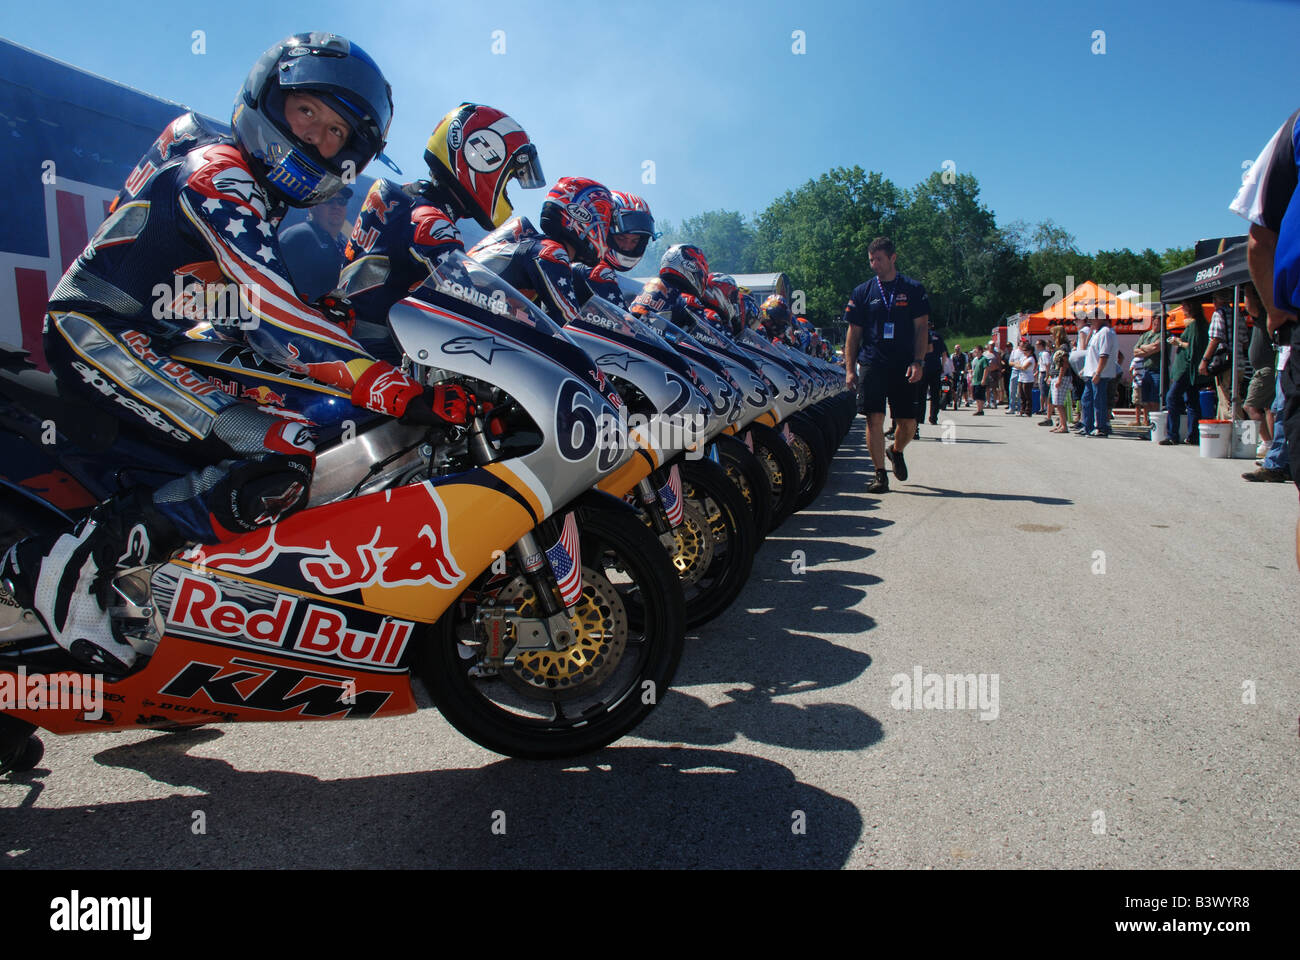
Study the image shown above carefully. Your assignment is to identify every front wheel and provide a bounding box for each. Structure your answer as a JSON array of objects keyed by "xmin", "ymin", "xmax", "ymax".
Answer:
[
  {"xmin": 747, "ymin": 423, "xmax": 799, "ymax": 533},
  {"xmin": 673, "ymin": 459, "xmax": 756, "ymax": 628},
  {"xmin": 711, "ymin": 434, "xmax": 771, "ymax": 544},
  {"xmin": 788, "ymin": 414, "xmax": 831, "ymax": 512},
  {"xmin": 420, "ymin": 497, "xmax": 685, "ymax": 760}
]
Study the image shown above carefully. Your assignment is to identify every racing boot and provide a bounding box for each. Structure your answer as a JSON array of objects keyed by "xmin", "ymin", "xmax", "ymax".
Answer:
[{"xmin": 0, "ymin": 491, "xmax": 181, "ymax": 675}]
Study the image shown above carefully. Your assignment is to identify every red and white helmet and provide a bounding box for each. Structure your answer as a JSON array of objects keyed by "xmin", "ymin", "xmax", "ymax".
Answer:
[
  {"xmin": 424, "ymin": 102, "xmax": 545, "ymax": 230},
  {"xmin": 659, "ymin": 244, "xmax": 710, "ymax": 299},
  {"xmin": 704, "ymin": 273, "xmax": 739, "ymax": 327},
  {"xmin": 539, "ymin": 176, "xmax": 614, "ymax": 267},
  {"xmin": 604, "ymin": 191, "xmax": 658, "ymax": 271}
]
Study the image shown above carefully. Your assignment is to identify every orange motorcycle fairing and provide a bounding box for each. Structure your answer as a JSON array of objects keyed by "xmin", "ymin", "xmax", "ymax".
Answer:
[
  {"xmin": 3, "ymin": 635, "xmax": 418, "ymax": 735},
  {"xmin": 1, "ymin": 468, "xmax": 545, "ymax": 737}
]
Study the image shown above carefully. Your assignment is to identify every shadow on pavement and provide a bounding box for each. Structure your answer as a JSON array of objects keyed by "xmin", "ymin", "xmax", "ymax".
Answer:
[
  {"xmin": 894, "ymin": 485, "xmax": 1073, "ymax": 506},
  {"xmin": 632, "ymin": 422, "xmax": 886, "ymax": 755},
  {"xmin": 0, "ymin": 732, "xmax": 862, "ymax": 869}
]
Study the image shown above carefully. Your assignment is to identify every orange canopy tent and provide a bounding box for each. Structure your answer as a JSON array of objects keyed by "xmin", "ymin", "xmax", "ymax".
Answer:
[
  {"xmin": 1163, "ymin": 301, "xmax": 1252, "ymax": 332},
  {"xmin": 1023, "ymin": 280, "xmax": 1154, "ymax": 334}
]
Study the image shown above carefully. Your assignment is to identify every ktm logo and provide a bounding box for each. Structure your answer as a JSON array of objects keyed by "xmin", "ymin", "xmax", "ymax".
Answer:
[{"xmin": 160, "ymin": 657, "xmax": 390, "ymax": 718}]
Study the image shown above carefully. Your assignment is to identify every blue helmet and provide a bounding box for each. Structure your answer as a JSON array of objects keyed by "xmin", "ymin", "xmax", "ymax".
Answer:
[{"xmin": 233, "ymin": 32, "xmax": 393, "ymax": 207}]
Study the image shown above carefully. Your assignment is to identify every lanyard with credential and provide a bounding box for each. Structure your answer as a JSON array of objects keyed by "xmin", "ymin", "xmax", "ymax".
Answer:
[{"xmin": 875, "ymin": 276, "xmax": 896, "ymax": 340}]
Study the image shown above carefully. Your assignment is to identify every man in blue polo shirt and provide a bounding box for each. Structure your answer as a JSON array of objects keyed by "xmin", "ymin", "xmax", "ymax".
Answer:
[{"xmin": 844, "ymin": 237, "xmax": 931, "ymax": 493}]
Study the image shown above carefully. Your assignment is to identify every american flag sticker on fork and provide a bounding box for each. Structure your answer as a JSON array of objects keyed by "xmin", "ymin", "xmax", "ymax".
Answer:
[
  {"xmin": 544, "ymin": 511, "xmax": 583, "ymax": 608},
  {"xmin": 656, "ymin": 464, "xmax": 685, "ymax": 528}
]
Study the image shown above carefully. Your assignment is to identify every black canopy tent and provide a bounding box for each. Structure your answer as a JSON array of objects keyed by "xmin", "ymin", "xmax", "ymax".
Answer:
[{"xmin": 1157, "ymin": 236, "xmax": 1250, "ymax": 417}]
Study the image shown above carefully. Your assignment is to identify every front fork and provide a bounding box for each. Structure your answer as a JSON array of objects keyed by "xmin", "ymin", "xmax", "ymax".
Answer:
[
  {"xmin": 465, "ymin": 413, "xmax": 580, "ymax": 671},
  {"xmin": 634, "ymin": 463, "xmax": 687, "ymax": 558}
]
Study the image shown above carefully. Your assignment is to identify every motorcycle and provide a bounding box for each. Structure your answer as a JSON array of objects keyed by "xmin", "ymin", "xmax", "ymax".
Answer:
[
  {"xmin": 638, "ymin": 311, "xmax": 802, "ymax": 533},
  {"xmin": 0, "ymin": 251, "xmax": 686, "ymax": 766},
  {"xmin": 566, "ymin": 296, "xmax": 757, "ymax": 626}
]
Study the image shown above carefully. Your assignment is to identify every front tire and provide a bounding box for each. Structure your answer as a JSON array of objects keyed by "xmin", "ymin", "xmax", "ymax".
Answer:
[
  {"xmin": 420, "ymin": 498, "xmax": 685, "ymax": 760},
  {"xmin": 711, "ymin": 434, "xmax": 771, "ymax": 544},
  {"xmin": 674, "ymin": 459, "xmax": 756, "ymax": 628},
  {"xmin": 747, "ymin": 423, "xmax": 799, "ymax": 533}
]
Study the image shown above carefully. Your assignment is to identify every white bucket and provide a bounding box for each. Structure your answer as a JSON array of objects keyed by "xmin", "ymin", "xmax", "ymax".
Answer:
[
  {"xmin": 1230, "ymin": 419, "xmax": 1257, "ymax": 459},
  {"xmin": 1150, "ymin": 417, "xmax": 1167, "ymax": 444},
  {"xmin": 1198, "ymin": 419, "xmax": 1230, "ymax": 459}
]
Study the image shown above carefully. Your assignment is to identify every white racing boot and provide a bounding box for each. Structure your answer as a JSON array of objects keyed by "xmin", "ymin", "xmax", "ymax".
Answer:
[{"xmin": 1, "ymin": 509, "xmax": 149, "ymax": 671}]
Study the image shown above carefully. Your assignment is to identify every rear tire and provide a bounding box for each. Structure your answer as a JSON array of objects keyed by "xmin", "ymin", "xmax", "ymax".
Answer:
[{"xmin": 421, "ymin": 498, "xmax": 684, "ymax": 760}]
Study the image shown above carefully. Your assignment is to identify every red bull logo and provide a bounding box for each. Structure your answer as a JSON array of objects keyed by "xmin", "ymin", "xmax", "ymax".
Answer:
[
  {"xmin": 242, "ymin": 384, "xmax": 288, "ymax": 406},
  {"xmin": 155, "ymin": 116, "xmax": 200, "ymax": 160},
  {"xmin": 166, "ymin": 575, "xmax": 412, "ymax": 669},
  {"xmin": 155, "ymin": 260, "xmax": 254, "ymax": 325},
  {"xmin": 360, "ymin": 188, "xmax": 399, "ymax": 224},
  {"xmin": 185, "ymin": 482, "xmax": 466, "ymax": 596}
]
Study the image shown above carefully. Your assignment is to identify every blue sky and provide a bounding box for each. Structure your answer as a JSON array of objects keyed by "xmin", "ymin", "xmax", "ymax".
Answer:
[{"xmin": 4, "ymin": 0, "xmax": 1297, "ymax": 254}]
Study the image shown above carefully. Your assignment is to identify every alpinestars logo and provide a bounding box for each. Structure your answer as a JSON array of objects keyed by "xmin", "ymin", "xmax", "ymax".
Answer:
[
  {"xmin": 70, "ymin": 361, "xmax": 192, "ymax": 442},
  {"xmin": 442, "ymin": 335, "xmax": 515, "ymax": 363}
]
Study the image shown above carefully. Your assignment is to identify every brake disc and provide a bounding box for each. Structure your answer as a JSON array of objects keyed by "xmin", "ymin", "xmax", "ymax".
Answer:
[
  {"xmin": 757, "ymin": 445, "xmax": 786, "ymax": 498},
  {"xmin": 497, "ymin": 571, "xmax": 628, "ymax": 701},
  {"xmin": 667, "ymin": 497, "xmax": 714, "ymax": 586},
  {"xmin": 787, "ymin": 433, "xmax": 812, "ymax": 482},
  {"xmin": 723, "ymin": 461, "xmax": 754, "ymax": 511}
]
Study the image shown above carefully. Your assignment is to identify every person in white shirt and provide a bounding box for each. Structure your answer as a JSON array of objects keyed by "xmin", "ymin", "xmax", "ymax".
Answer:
[
  {"xmin": 1035, "ymin": 339, "xmax": 1052, "ymax": 423},
  {"xmin": 1079, "ymin": 315, "xmax": 1117, "ymax": 436},
  {"xmin": 1006, "ymin": 342, "xmax": 1026, "ymax": 414},
  {"xmin": 1074, "ymin": 307, "xmax": 1093, "ymax": 352},
  {"xmin": 1015, "ymin": 339, "xmax": 1037, "ymax": 417}
]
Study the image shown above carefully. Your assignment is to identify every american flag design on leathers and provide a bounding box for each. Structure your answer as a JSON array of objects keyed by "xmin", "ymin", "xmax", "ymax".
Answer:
[
  {"xmin": 656, "ymin": 464, "xmax": 685, "ymax": 527},
  {"xmin": 544, "ymin": 511, "xmax": 584, "ymax": 607}
]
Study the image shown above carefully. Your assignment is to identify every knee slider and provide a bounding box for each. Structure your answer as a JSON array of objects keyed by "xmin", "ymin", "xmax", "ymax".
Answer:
[{"xmin": 213, "ymin": 455, "xmax": 314, "ymax": 534}]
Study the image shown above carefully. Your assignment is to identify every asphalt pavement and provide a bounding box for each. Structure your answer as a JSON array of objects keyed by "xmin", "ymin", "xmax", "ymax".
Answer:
[{"xmin": 3, "ymin": 403, "xmax": 1297, "ymax": 869}]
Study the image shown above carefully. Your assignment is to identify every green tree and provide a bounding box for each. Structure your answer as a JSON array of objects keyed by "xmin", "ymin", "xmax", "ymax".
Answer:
[
  {"xmin": 750, "ymin": 166, "xmax": 903, "ymax": 324},
  {"xmin": 641, "ymin": 210, "xmax": 757, "ymax": 277},
  {"xmin": 897, "ymin": 171, "xmax": 1018, "ymax": 330},
  {"xmin": 1157, "ymin": 245, "xmax": 1195, "ymax": 275}
]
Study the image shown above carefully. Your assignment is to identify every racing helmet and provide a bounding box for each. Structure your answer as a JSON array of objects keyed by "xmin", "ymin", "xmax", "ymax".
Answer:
[
  {"xmin": 659, "ymin": 244, "xmax": 710, "ymax": 299},
  {"xmin": 762, "ymin": 294, "xmax": 790, "ymax": 329},
  {"xmin": 539, "ymin": 176, "xmax": 614, "ymax": 267},
  {"xmin": 705, "ymin": 273, "xmax": 739, "ymax": 328},
  {"xmin": 741, "ymin": 293, "xmax": 762, "ymax": 331},
  {"xmin": 425, "ymin": 102, "xmax": 544, "ymax": 231},
  {"xmin": 233, "ymin": 32, "xmax": 393, "ymax": 207},
  {"xmin": 605, "ymin": 191, "xmax": 659, "ymax": 271}
]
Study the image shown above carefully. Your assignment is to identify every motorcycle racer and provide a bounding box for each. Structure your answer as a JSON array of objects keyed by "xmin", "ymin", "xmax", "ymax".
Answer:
[
  {"xmin": 629, "ymin": 243, "xmax": 710, "ymax": 323},
  {"xmin": 760, "ymin": 294, "xmax": 792, "ymax": 345},
  {"xmin": 572, "ymin": 191, "xmax": 658, "ymax": 308},
  {"xmin": 467, "ymin": 176, "xmax": 615, "ymax": 325},
  {"xmin": 0, "ymin": 33, "xmax": 465, "ymax": 675},
  {"xmin": 340, "ymin": 101, "xmax": 545, "ymax": 328}
]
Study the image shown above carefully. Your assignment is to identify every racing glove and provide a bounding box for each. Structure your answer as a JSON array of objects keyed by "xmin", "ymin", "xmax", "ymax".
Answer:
[
  {"xmin": 399, "ymin": 384, "xmax": 477, "ymax": 426},
  {"xmin": 312, "ymin": 292, "xmax": 358, "ymax": 337}
]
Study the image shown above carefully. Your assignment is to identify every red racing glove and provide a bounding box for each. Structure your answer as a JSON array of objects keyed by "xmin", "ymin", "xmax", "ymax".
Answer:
[
  {"xmin": 400, "ymin": 384, "xmax": 476, "ymax": 426},
  {"xmin": 312, "ymin": 292, "xmax": 358, "ymax": 337},
  {"xmin": 350, "ymin": 362, "xmax": 424, "ymax": 418}
]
